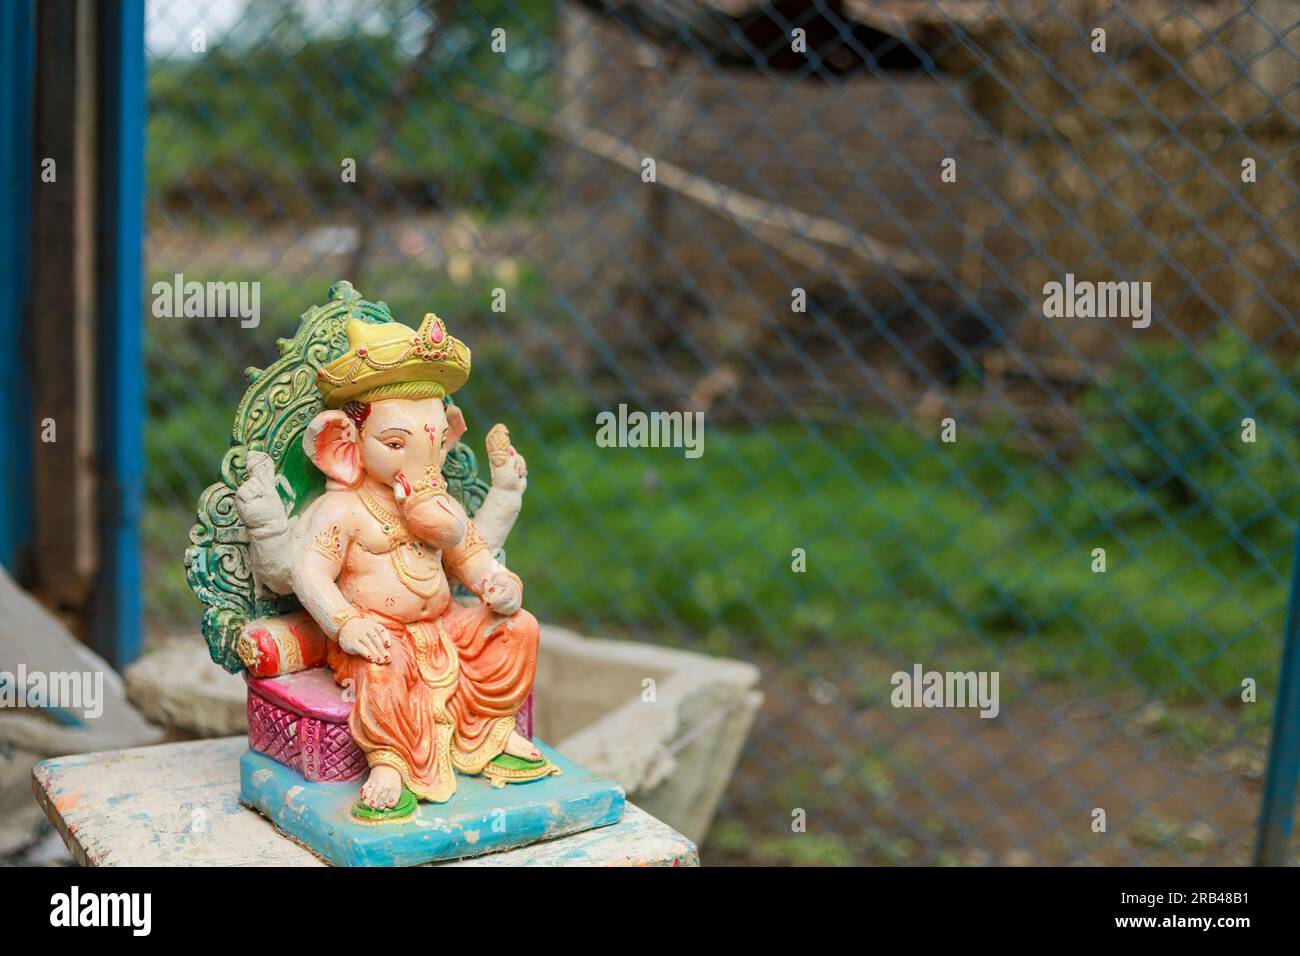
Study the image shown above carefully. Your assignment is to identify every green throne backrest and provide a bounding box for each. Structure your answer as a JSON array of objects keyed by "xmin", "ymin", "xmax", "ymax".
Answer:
[{"xmin": 184, "ymin": 281, "xmax": 490, "ymax": 673}]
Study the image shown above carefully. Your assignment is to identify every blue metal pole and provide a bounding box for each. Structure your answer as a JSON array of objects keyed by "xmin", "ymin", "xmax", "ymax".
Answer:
[
  {"xmin": 93, "ymin": 0, "xmax": 146, "ymax": 667},
  {"xmin": 1255, "ymin": 510, "xmax": 1300, "ymax": 865},
  {"xmin": 0, "ymin": 2, "xmax": 34, "ymax": 572}
]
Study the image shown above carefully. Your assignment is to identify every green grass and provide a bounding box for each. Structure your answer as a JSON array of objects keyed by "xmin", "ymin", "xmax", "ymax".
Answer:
[
  {"xmin": 150, "ymin": 400, "xmax": 1288, "ymax": 707},
  {"xmin": 493, "ymin": 420, "xmax": 1283, "ymax": 705},
  {"xmin": 142, "ymin": 19, "xmax": 1293, "ymax": 864},
  {"xmin": 145, "ymin": 279, "xmax": 1286, "ymax": 869}
]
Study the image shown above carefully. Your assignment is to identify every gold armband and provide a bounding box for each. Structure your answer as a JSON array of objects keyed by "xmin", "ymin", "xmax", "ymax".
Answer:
[
  {"xmin": 443, "ymin": 522, "xmax": 489, "ymax": 577},
  {"xmin": 310, "ymin": 524, "xmax": 344, "ymax": 562},
  {"xmin": 331, "ymin": 606, "xmax": 362, "ymax": 634}
]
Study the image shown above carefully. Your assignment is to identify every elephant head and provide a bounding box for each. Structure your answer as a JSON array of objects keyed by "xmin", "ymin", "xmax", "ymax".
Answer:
[{"xmin": 304, "ymin": 397, "xmax": 469, "ymax": 548}]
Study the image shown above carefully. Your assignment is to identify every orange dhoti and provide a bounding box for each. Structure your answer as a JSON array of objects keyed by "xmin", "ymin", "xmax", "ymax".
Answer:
[{"xmin": 327, "ymin": 602, "xmax": 539, "ymax": 802}]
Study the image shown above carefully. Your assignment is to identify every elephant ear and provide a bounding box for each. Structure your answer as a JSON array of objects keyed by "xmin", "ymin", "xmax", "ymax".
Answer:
[
  {"xmin": 446, "ymin": 402, "xmax": 468, "ymax": 448},
  {"xmin": 304, "ymin": 410, "xmax": 361, "ymax": 489}
]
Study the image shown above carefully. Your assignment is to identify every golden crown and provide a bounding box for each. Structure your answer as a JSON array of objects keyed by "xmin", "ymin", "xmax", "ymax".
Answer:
[{"xmin": 316, "ymin": 313, "xmax": 471, "ymax": 408}]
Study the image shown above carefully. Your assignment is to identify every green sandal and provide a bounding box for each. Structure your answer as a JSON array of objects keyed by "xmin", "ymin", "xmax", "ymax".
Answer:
[
  {"xmin": 482, "ymin": 752, "xmax": 562, "ymax": 789},
  {"xmin": 351, "ymin": 787, "xmax": 418, "ymax": 824}
]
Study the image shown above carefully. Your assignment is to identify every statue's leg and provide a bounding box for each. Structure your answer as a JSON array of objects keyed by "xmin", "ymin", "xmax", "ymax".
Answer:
[
  {"xmin": 443, "ymin": 603, "xmax": 542, "ymax": 772},
  {"xmin": 328, "ymin": 623, "xmax": 458, "ymax": 803}
]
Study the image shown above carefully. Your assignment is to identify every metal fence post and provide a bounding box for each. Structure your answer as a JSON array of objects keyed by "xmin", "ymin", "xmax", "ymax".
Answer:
[
  {"xmin": 92, "ymin": 0, "xmax": 145, "ymax": 667},
  {"xmin": 1255, "ymin": 512, "xmax": 1300, "ymax": 865},
  {"xmin": 0, "ymin": 0, "xmax": 33, "ymax": 571}
]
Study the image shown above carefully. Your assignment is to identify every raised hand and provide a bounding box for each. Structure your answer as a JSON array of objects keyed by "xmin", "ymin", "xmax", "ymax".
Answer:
[
  {"xmin": 485, "ymin": 424, "xmax": 527, "ymax": 494},
  {"xmin": 235, "ymin": 450, "xmax": 287, "ymax": 536}
]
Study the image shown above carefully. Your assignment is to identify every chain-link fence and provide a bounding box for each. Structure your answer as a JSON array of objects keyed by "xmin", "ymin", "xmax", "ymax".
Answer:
[{"xmin": 143, "ymin": 0, "xmax": 1300, "ymax": 865}]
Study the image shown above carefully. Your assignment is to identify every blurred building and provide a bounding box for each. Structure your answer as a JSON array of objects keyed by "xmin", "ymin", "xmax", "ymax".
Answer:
[{"xmin": 547, "ymin": 0, "xmax": 1299, "ymax": 427}]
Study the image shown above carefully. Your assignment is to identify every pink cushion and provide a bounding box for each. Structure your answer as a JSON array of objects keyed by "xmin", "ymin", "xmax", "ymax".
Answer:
[
  {"xmin": 245, "ymin": 667, "xmax": 365, "ymax": 782},
  {"xmin": 245, "ymin": 667, "xmax": 352, "ymax": 723}
]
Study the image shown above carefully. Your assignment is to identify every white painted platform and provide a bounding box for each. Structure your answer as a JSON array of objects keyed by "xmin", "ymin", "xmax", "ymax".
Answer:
[{"xmin": 31, "ymin": 736, "xmax": 699, "ymax": 867}]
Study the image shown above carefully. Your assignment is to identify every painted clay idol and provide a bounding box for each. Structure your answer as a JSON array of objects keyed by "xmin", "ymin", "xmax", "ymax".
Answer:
[{"xmin": 184, "ymin": 284, "xmax": 624, "ymax": 860}]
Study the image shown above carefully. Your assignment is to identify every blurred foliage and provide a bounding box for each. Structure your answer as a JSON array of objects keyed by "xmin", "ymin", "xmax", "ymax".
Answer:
[
  {"xmin": 139, "ymin": 0, "xmax": 1293, "ymax": 865},
  {"xmin": 512, "ymin": 413, "xmax": 1281, "ymax": 707},
  {"xmin": 1083, "ymin": 327, "xmax": 1300, "ymax": 561},
  {"xmin": 148, "ymin": 0, "xmax": 555, "ymax": 216}
]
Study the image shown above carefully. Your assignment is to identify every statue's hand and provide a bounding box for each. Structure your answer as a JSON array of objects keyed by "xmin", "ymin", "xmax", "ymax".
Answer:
[
  {"xmin": 236, "ymin": 451, "xmax": 288, "ymax": 538},
  {"xmin": 483, "ymin": 569, "xmax": 523, "ymax": 616},
  {"xmin": 338, "ymin": 617, "xmax": 392, "ymax": 664},
  {"xmin": 485, "ymin": 424, "xmax": 527, "ymax": 494}
]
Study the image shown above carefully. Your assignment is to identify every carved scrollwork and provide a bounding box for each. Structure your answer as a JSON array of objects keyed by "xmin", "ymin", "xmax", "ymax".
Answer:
[{"xmin": 443, "ymin": 441, "xmax": 489, "ymax": 516}]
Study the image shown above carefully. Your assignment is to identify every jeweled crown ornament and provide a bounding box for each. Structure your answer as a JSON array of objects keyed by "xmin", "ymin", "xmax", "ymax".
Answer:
[
  {"xmin": 316, "ymin": 313, "xmax": 471, "ymax": 407},
  {"xmin": 184, "ymin": 282, "xmax": 624, "ymax": 864}
]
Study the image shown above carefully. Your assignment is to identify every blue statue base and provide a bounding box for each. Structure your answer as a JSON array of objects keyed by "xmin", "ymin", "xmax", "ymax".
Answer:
[{"xmin": 239, "ymin": 742, "xmax": 625, "ymax": 866}]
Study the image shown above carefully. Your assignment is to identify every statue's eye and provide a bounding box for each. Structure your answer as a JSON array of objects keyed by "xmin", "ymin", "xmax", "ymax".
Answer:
[{"xmin": 385, "ymin": 440, "xmax": 403, "ymax": 450}]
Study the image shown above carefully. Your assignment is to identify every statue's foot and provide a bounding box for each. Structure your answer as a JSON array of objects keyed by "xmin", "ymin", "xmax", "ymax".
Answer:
[
  {"xmin": 503, "ymin": 730, "xmax": 542, "ymax": 761},
  {"xmin": 360, "ymin": 765, "xmax": 403, "ymax": 809},
  {"xmin": 352, "ymin": 766, "xmax": 418, "ymax": 824},
  {"xmin": 482, "ymin": 734, "xmax": 562, "ymax": 789},
  {"xmin": 352, "ymin": 787, "xmax": 418, "ymax": 824}
]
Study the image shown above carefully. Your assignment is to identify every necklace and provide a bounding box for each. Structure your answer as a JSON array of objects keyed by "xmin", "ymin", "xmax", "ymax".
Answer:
[
  {"xmin": 391, "ymin": 542, "xmax": 445, "ymax": 598},
  {"xmin": 358, "ymin": 486, "xmax": 410, "ymax": 541},
  {"xmin": 357, "ymin": 486, "xmax": 445, "ymax": 599}
]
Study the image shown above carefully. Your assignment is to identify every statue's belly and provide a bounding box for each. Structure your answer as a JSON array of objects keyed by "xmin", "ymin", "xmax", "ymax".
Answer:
[{"xmin": 340, "ymin": 546, "xmax": 451, "ymax": 622}]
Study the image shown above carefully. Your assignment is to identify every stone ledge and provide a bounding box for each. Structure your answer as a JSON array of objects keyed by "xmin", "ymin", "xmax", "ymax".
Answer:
[{"xmin": 32, "ymin": 736, "xmax": 698, "ymax": 867}]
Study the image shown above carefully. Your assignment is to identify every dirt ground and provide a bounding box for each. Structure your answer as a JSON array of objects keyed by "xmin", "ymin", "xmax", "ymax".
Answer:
[{"xmin": 702, "ymin": 649, "xmax": 1272, "ymax": 867}]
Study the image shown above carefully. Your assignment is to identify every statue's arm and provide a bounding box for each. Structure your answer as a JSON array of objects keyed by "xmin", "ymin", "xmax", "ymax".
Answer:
[
  {"xmin": 289, "ymin": 494, "xmax": 360, "ymax": 640},
  {"xmin": 473, "ymin": 487, "xmax": 522, "ymax": 551},
  {"xmin": 444, "ymin": 516, "xmax": 524, "ymax": 616},
  {"xmin": 472, "ymin": 424, "xmax": 528, "ymax": 550}
]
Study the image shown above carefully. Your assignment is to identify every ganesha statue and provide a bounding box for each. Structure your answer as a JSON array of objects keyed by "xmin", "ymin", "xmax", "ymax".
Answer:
[
  {"xmin": 245, "ymin": 306, "xmax": 555, "ymax": 814},
  {"xmin": 184, "ymin": 284, "xmax": 619, "ymax": 862}
]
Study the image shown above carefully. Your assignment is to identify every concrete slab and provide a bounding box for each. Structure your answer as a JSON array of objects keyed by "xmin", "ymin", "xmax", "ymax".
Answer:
[{"xmin": 32, "ymin": 736, "xmax": 697, "ymax": 866}]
